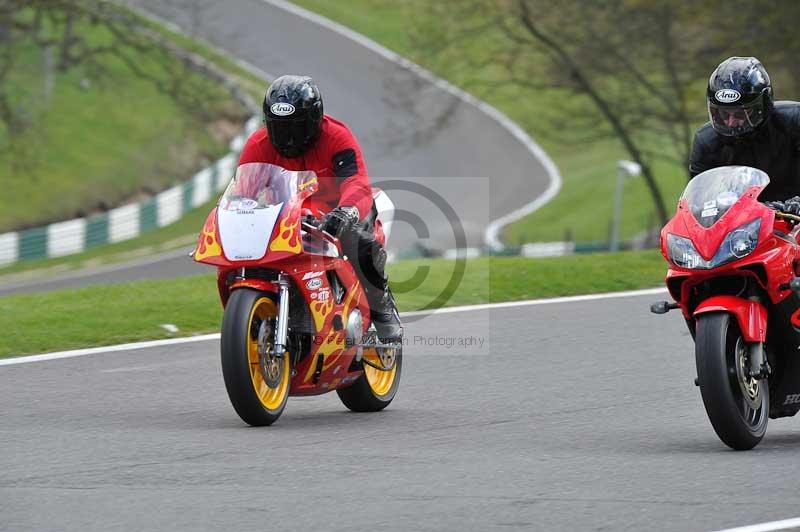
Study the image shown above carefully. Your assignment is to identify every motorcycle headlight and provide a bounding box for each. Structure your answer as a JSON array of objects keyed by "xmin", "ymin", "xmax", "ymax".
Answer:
[
  {"xmin": 667, "ymin": 233, "xmax": 708, "ymax": 269},
  {"xmin": 667, "ymin": 218, "xmax": 761, "ymax": 270},
  {"xmin": 711, "ymin": 218, "xmax": 761, "ymax": 266}
]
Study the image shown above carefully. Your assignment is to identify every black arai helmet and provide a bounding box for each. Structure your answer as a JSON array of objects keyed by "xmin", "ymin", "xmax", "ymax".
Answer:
[
  {"xmin": 707, "ymin": 57, "xmax": 773, "ymax": 137},
  {"xmin": 263, "ymin": 75, "xmax": 323, "ymax": 158}
]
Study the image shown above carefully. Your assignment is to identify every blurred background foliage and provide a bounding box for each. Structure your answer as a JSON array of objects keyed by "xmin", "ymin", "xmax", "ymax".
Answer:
[
  {"xmin": 297, "ymin": 0, "xmax": 800, "ymax": 244},
  {"xmin": 0, "ymin": 0, "xmax": 250, "ymax": 232},
  {"xmin": 5, "ymin": 0, "xmax": 799, "ymax": 245},
  {"xmin": 409, "ymin": 0, "xmax": 800, "ymax": 226}
]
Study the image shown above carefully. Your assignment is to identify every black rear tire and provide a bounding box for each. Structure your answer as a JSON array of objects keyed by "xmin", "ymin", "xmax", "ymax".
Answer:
[
  {"xmin": 337, "ymin": 347, "xmax": 402, "ymax": 412},
  {"xmin": 695, "ymin": 312, "xmax": 768, "ymax": 450}
]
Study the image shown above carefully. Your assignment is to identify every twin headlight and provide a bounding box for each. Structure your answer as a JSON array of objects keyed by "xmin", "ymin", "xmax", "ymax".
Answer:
[{"xmin": 667, "ymin": 218, "xmax": 761, "ymax": 269}]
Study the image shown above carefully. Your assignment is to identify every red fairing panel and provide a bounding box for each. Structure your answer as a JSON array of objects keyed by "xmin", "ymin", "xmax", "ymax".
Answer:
[
  {"xmin": 661, "ymin": 188, "xmax": 773, "ymax": 262},
  {"xmin": 694, "ymin": 295, "xmax": 768, "ymax": 342}
]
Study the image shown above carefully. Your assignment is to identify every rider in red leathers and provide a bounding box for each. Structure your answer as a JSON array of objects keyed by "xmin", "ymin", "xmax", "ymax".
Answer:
[{"xmin": 238, "ymin": 75, "xmax": 402, "ymax": 342}]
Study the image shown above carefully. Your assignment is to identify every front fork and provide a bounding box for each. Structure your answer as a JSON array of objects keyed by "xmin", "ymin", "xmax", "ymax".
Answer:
[
  {"xmin": 749, "ymin": 341, "xmax": 770, "ymax": 379},
  {"xmin": 273, "ymin": 272, "xmax": 290, "ymax": 357}
]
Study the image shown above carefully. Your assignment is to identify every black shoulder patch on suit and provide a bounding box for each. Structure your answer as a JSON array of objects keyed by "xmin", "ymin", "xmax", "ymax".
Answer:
[{"xmin": 332, "ymin": 148, "xmax": 358, "ymax": 183}]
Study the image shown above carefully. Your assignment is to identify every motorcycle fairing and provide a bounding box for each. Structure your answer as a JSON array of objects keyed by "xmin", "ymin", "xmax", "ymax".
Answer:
[
  {"xmin": 218, "ymin": 203, "xmax": 283, "ymax": 261},
  {"xmin": 766, "ymin": 293, "xmax": 800, "ymax": 418},
  {"xmin": 668, "ymin": 188, "xmax": 773, "ymax": 261},
  {"xmin": 194, "ymin": 208, "xmax": 223, "ymax": 262},
  {"xmin": 291, "ymin": 260, "xmax": 369, "ymax": 396},
  {"xmin": 665, "ymin": 233, "xmax": 797, "ymax": 314}
]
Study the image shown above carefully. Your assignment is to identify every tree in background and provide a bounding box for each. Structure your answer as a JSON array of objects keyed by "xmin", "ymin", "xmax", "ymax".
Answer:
[{"xmin": 410, "ymin": 0, "xmax": 796, "ymax": 225}]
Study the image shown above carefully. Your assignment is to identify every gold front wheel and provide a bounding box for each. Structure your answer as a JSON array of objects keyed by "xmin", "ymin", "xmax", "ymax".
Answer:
[{"xmin": 221, "ymin": 289, "xmax": 291, "ymax": 426}]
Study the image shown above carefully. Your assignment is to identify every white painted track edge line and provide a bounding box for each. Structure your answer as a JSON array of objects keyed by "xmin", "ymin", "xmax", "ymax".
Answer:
[
  {"xmin": 0, "ymin": 334, "xmax": 221, "ymax": 366},
  {"xmin": 260, "ymin": 0, "xmax": 562, "ymax": 251},
  {"xmin": 1, "ymin": 287, "xmax": 666, "ymax": 365},
  {"xmin": 713, "ymin": 517, "xmax": 800, "ymax": 532}
]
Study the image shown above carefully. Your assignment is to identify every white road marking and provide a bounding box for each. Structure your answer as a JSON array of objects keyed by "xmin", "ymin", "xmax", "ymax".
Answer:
[
  {"xmin": 258, "ymin": 0, "xmax": 562, "ymax": 251},
  {"xmin": 713, "ymin": 517, "xmax": 800, "ymax": 532},
  {"xmin": 408, "ymin": 287, "xmax": 667, "ymax": 316},
  {"xmin": 0, "ymin": 334, "xmax": 220, "ymax": 367},
  {"xmin": 0, "ymin": 287, "xmax": 667, "ymax": 366}
]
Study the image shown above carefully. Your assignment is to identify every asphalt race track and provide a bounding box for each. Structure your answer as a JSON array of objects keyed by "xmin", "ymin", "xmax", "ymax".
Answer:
[
  {"xmin": 0, "ymin": 0, "xmax": 555, "ymax": 296},
  {"xmin": 7, "ymin": 4, "xmax": 797, "ymax": 532},
  {"xmin": 4, "ymin": 291, "xmax": 800, "ymax": 532}
]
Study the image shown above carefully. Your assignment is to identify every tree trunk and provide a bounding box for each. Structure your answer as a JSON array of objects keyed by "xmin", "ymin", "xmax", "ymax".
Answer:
[
  {"xmin": 516, "ymin": 0, "xmax": 669, "ymax": 224},
  {"xmin": 58, "ymin": 11, "xmax": 74, "ymax": 71}
]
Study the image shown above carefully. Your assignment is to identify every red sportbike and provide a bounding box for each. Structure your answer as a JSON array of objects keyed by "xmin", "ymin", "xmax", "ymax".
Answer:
[
  {"xmin": 652, "ymin": 165, "xmax": 800, "ymax": 450},
  {"xmin": 193, "ymin": 162, "xmax": 401, "ymax": 426}
]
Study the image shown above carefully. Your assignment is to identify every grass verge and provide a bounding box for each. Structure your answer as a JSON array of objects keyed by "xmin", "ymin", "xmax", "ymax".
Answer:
[{"xmin": 0, "ymin": 250, "xmax": 666, "ymax": 357}]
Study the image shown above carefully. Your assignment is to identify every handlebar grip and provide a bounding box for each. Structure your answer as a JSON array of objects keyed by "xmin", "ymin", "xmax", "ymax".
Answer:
[{"xmin": 776, "ymin": 212, "xmax": 800, "ymax": 223}]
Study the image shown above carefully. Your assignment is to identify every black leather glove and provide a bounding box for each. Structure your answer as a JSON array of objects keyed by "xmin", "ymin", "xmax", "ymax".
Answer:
[
  {"xmin": 319, "ymin": 206, "xmax": 360, "ymax": 238},
  {"xmin": 767, "ymin": 196, "xmax": 800, "ymax": 215}
]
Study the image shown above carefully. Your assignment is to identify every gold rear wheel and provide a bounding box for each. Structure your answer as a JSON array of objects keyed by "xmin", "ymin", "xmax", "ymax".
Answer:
[
  {"xmin": 337, "ymin": 342, "xmax": 401, "ymax": 412},
  {"xmin": 362, "ymin": 347, "xmax": 398, "ymax": 396}
]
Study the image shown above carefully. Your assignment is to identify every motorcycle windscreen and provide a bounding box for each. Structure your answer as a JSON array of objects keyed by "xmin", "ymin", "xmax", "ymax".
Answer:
[
  {"xmin": 216, "ymin": 162, "xmax": 317, "ymax": 261},
  {"xmin": 682, "ymin": 166, "xmax": 769, "ymax": 228}
]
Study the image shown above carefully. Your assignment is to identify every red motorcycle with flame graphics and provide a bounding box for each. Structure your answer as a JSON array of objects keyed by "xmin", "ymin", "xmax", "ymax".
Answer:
[
  {"xmin": 653, "ymin": 165, "xmax": 800, "ymax": 450},
  {"xmin": 194, "ymin": 162, "xmax": 400, "ymax": 426}
]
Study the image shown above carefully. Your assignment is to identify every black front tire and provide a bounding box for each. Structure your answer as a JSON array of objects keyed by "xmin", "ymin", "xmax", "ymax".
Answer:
[
  {"xmin": 221, "ymin": 289, "xmax": 290, "ymax": 426},
  {"xmin": 695, "ymin": 312, "xmax": 768, "ymax": 450}
]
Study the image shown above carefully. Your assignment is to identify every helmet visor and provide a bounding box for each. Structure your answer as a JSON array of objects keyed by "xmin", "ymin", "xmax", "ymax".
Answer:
[
  {"xmin": 708, "ymin": 98, "xmax": 765, "ymax": 137},
  {"xmin": 266, "ymin": 117, "xmax": 310, "ymax": 157}
]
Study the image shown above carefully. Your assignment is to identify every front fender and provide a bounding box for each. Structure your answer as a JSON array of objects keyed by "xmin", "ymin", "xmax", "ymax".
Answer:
[{"xmin": 693, "ymin": 295, "xmax": 767, "ymax": 342}]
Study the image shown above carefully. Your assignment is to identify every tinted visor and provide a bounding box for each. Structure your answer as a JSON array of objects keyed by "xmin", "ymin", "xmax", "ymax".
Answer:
[
  {"xmin": 708, "ymin": 98, "xmax": 765, "ymax": 137},
  {"xmin": 266, "ymin": 117, "xmax": 310, "ymax": 157}
]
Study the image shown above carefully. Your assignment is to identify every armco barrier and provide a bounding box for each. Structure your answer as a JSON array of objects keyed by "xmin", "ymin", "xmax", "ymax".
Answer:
[{"xmin": 0, "ymin": 116, "xmax": 260, "ymax": 267}]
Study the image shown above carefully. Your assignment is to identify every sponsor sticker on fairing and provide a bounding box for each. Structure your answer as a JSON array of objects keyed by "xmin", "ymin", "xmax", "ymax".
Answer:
[
  {"xmin": 784, "ymin": 394, "xmax": 800, "ymax": 406},
  {"xmin": 238, "ymin": 198, "xmax": 258, "ymax": 210},
  {"xmin": 302, "ymin": 271, "xmax": 324, "ymax": 280},
  {"xmin": 702, "ymin": 200, "xmax": 718, "ymax": 218},
  {"xmin": 306, "ymin": 278, "xmax": 323, "ymax": 290}
]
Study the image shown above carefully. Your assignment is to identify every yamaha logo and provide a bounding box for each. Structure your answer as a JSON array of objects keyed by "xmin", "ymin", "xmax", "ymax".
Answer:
[
  {"xmin": 270, "ymin": 103, "xmax": 295, "ymax": 116},
  {"xmin": 715, "ymin": 89, "xmax": 741, "ymax": 104}
]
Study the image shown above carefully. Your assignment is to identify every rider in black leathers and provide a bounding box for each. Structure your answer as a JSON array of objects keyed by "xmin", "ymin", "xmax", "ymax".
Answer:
[{"xmin": 689, "ymin": 57, "xmax": 800, "ymax": 210}]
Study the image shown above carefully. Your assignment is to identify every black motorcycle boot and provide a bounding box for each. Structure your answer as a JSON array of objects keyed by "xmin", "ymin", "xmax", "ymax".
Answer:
[{"xmin": 367, "ymin": 288, "xmax": 403, "ymax": 343}]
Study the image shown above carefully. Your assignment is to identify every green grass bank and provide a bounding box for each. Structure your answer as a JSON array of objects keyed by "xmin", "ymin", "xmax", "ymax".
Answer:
[
  {"xmin": 0, "ymin": 250, "xmax": 666, "ymax": 358},
  {"xmin": 1, "ymin": 7, "xmax": 264, "ymax": 233}
]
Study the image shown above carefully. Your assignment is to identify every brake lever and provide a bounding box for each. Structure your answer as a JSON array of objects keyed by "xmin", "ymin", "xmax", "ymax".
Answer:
[
  {"xmin": 301, "ymin": 221, "xmax": 342, "ymax": 249},
  {"xmin": 776, "ymin": 212, "xmax": 800, "ymax": 223}
]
